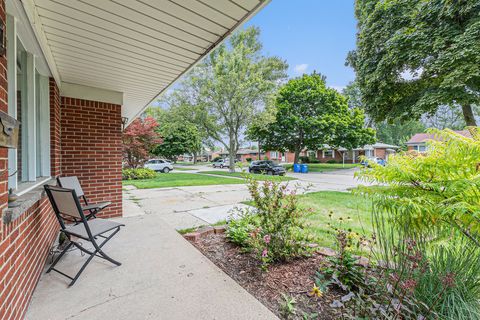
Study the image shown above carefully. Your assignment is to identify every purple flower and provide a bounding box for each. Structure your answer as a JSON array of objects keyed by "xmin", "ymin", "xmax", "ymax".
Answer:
[
  {"xmin": 262, "ymin": 248, "xmax": 268, "ymax": 257},
  {"xmin": 263, "ymin": 234, "xmax": 271, "ymax": 244}
]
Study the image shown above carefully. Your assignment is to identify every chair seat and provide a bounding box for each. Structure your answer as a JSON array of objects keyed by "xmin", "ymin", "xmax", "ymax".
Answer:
[
  {"xmin": 82, "ymin": 201, "xmax": 111, "ymax": 211},
  {"xmin": 65, "ymin": 219, "xmax": 124, "ymax": 239}
]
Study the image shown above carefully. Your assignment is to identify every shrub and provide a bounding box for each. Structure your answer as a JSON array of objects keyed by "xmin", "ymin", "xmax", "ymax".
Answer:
[
  {"xmin": 326, "ymin": 159, "xmax": 337, "ymax": 164},
  {"xmin": 122, "ymin": 168, "xmax": 156, "ymax": 180},
  {"xmin": 225, "ymin": 207, "xmax": 258, "ymax": 248},
  {"xmin": 212, "ymin": 156, "xmax": 222, "ymax": 162},
  {"xmin": 244, "ymin": 178, "xmax": 314, "ymax": 268},
  {"xmin": 309, "ymin": 158, "xmax": 320, "ymax": 163},
  {"xmin": 299, "ymin": 156, "xmax": 310, "ymax": 163},
  {"xmin": 246, "ymin": 157, "xmax": 253, "ymax": 162},
  {"xmin": 352, "ymin": 128, "xmax": 480, "ymax": 318}
]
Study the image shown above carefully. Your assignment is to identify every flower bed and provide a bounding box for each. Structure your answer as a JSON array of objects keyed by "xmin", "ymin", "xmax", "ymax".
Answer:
[{"xmin": 188, "ymin": 232, "xmax": 343, "ymax": 319}]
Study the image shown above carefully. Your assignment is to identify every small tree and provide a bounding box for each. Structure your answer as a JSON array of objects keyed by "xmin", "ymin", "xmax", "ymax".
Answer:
[
  {"xmin": 122, "ymin": 117, "xmax": 162, "ymax": 168},
  {"xmin": 248, "ymin": 73, "xmax": 376, "ymax": 164},
  {"xmin": 152, "ymin": 123, "xmax": 201, "ymax": 163}
]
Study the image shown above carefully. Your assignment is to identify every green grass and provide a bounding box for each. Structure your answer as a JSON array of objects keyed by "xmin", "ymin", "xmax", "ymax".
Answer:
[
  {"xmin": 200, "ymin": 170, "xmax": 296, "ymax": 182},
  {"xmin": 283, "ymin": 163, "xmax": 360, "ymax": 173},
  {"xmin": 173, "ymin": 166, "xmax": 197, "ymax": 171},
  {"xmin": 122, "ymin": 172, "xmax": 245, "ymax": 189},
  {"xmin": 244, "ymin": 191, "xmax": 372, "ymax": 248},
  {"xmin": 299, "ymin": 191, "xmax": 372, "ymax": 247}
]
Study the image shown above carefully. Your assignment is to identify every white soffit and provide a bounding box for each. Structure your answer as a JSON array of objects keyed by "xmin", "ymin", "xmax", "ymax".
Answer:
[{"xmin": 25, "ymin": 0, "xmax": 269, "ymax": 122}]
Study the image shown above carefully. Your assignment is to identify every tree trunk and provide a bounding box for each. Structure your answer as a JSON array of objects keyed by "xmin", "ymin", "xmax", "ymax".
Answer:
[
  {"xmin": 193, "ymin": 153, "xmax": 197, "ymax": 164},
  {"xmin": 228, "ymin": 136, "xmax": 236, "ymax": 173},
  {"xmin": 294, "ymin": 148, "xmax": 301, "ymax": 164},
  {"xmin": 461, "ymin": 104, "xmax": 477, "ymax": 126}
]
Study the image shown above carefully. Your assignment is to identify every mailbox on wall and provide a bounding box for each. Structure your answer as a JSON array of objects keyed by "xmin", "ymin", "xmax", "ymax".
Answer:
[{"xmin": 0, "ymin": 110, "xmax": 19, "ymax": 149}]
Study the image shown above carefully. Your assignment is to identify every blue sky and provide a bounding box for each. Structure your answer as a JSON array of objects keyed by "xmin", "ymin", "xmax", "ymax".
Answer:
[{"xmin": 244, "ymin": 0, "xmax": 357, "ymax": 91}]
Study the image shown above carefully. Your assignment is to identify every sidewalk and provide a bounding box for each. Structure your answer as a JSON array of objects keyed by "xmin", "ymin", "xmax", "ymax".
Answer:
[{"xmin": 25, "ymin": 200, "xmax": 277, "ymax": 320}]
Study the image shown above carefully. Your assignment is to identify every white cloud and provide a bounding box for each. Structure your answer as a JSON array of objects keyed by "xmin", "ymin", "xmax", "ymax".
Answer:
[{"xmin": 293, "ymin": 63, "xmax": 308, "ymax": 74}]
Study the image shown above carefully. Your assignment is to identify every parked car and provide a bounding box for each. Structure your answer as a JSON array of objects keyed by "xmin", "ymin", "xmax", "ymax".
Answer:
[
  {"xmin": 144, "ymin": 159, "xmax": 174, "ymax": 173},
  {"xmin": 212, "ymin": 158, "xmax": 238, "ymax": 168},
  {"xmin": 249, "ymin": 160, "xmax": 286, "ymax": 176},
  {"xmin": 361, "ymin": 157, "xmax": 386, "ymax": 167}
]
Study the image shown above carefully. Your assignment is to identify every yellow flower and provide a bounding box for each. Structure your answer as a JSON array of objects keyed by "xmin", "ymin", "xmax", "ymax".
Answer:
[{"xmin": 309, "ymin": 285, "xmax": 323, "ymax": 298}]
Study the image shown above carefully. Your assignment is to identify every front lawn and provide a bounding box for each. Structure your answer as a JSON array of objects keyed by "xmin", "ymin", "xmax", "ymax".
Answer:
[
  {"xmin": 122, "ymin": 172, "xmax": 245, "ymax": 189},
  {"xmin": 283, "ymin": 163, "xmax": 360, "ymax": 173},
  {"xmin": 200, "ymin": 170, "xmax": 296, "ymax": 182},
  {"xmin": 299, "ymin": 191, "xmax": 372, "ymax": 248}
]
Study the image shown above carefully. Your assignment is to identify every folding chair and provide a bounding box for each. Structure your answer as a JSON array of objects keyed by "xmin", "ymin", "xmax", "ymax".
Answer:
[
  {"xmin": 57, "ymin": 176, "xmax": 111, "ymax": 220},
  {"xmin": 44, "ymin": 185, "xmax": 124, "ymax": 287}
]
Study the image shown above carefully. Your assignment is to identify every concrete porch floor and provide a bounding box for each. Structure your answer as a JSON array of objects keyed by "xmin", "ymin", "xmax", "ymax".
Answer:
[{"xmin": 25, "ymin": 208, "xmax": 277, "ymax": 319}]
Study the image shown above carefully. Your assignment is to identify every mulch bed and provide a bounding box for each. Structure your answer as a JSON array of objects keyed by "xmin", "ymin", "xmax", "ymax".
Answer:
[{"xmin": 188, "ymin": 233, "xmax": 343, "ymax": 319}]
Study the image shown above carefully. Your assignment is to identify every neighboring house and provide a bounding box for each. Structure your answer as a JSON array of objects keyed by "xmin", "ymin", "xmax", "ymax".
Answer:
[
  {"xmin": 219, "ymin": 148, "xmax": 265, "ymax": 162},
  {"xmin": 266, "ymin": 143, "xmax": 399, "ymax": 164},
  {"xmin": 406, "ymin": 130, "xmax": 472, "ymax": 153},
  {"xmin": 0, "ymin": 1, "xmax": 266, "ymax": 319}
]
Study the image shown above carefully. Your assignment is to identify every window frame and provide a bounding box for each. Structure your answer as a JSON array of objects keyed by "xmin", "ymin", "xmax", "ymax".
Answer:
[
  {"xmin": 322, "ymin": 149, "xmax": 334, "ymax": 158},
  {"xmin": 6, "ymin": 13, "xmax": 51, "ymax": 194}
]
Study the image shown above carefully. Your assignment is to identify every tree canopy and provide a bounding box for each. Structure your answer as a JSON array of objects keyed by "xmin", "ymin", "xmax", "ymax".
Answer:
[
  {"xmin": 348, "ymin": 0, "xmax": 480, "ymax": 126},
  {"xmin": 248, "ymin": 73, "xmax": 376, "ymax": 163},
  {"xmin": 122, "ymin": 117, "xmax": 162, "ymax": 168},
  {"xmin": 152, "ymin": 122, "xmax": 201, "ymax": 163},
  {"xmin": 187, "ymin": 26, "xmax": 288, "ymax": 171}
]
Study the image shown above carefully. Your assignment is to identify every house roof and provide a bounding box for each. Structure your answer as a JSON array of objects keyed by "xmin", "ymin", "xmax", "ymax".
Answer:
[
  {"xmin": 406, "ymin": 130, "xmax": 472, "ymax": 145},
  {"xmin": 219, "ymin": 148, "xmax": 261, "ymax": 155},
  {"xmin": 24, "ymin": 0, "xmax": 269, "ymax": 123}
]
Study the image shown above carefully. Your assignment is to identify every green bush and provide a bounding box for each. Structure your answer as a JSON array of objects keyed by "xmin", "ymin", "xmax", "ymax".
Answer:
[
  {"xmin": 226, "ymin": 208, "xmax": 259, "ymax": 248},
  {"xmin": 326, "ymin": 159, "xmax": 337, "ymax": 164},
  {"xmin": 299, "ymin": 156, "xmax": 310, "ymax": 163},
  {"xmin": 309, "ymin": 158, "xmax": 320, "ymax": 163},
  {"xmin": 244, "ymin": 177, "xmax": 314, "ymax": 269},
  {"xmin": 355, "ymin": 128, "xmax": 480, "ymax": 318},
  {"xmin": 122, "ymin": 168, "xmax": 157, "ymax": 180},
  {"xmin": 245, "ymin": 157, "xmax": 253, "ymax": 162},
  {"xmin": 212, "ymin": 156, "xmax": 222, "ymax": 162}
]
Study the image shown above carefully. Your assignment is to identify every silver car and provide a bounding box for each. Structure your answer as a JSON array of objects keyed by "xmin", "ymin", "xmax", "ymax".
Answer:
[{"xmin": 144, "ymin": 159, "xmax": 174, "ymax": 173}]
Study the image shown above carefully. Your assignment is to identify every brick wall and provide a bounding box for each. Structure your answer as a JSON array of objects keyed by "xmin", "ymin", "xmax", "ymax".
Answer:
[
  {"xmin": 60, "ymin": 97, "xmax": 122, "ymax": 218},
  {"xmin": 0, "ymin": 1, "xmax": 59, "ymax": 319},
  {"xmin": 50, "ymin": 78, "xmax": 61, "ymax": 177},
  {"xmin": 0, "ymin": 198, "xmax": 58, "ymax": 320}
]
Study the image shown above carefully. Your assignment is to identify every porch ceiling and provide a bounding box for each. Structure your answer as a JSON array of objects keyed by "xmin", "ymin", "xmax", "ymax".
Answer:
[{"xmin": 25, "ymin": 0, "xmax": 267, "ymax": 122}]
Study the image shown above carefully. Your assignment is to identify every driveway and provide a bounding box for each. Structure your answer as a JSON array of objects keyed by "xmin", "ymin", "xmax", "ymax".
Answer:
[{"xmin": 125, "ymin": 168, "xmax": 367, "ymax": 230}]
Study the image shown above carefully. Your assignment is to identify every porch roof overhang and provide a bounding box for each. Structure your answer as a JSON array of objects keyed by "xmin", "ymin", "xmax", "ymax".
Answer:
[{"xmin": 22, "ymin": 0, "xmax": 269, "ymax": 123}]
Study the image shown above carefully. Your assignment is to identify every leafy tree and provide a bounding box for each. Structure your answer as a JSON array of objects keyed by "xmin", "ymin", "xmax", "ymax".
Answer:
[
  {"xmin": 248, "ymin": 73, "xmax": 376, "ymax": 164},
  {"xmin": 152, "ymin": 122, "xmax": 201, "ymax": 163},
  {"xmin": 375, "ymin": 120, "xmax": 426, "ymax": 148},
  {"xmin": 122, "ymin": 117, "xmax": 162, "ymax": 168},
  {"xmin": 348, "ymin": 0, "xmax": 480, "ymax": 126},
  {"xmin": 189, "ymin": 26, "xmax": 288, "ymax": 172}
]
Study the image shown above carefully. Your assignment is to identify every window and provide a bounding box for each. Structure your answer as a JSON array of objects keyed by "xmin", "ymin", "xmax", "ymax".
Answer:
[
  {"xmin": 7, "ymin": 15, "xmax": 51, "ymax": 193},
  {"xmin": 413, "ymin": 145, "xmax": 427, "ymax": 152},
  {"xmin": 365, "ymin": 149, "xmax": 374, "ymax": 158},
  {"xmin": 307, "ymin": 150, "xmax": 317, "ymax": 159},
  {"xmin": 322, "ymin": 150, "xmax": 333, "ymax": 158},
  {"xmin": 270, "ymin": 151, "xmax": 278, "ymax": 159}
]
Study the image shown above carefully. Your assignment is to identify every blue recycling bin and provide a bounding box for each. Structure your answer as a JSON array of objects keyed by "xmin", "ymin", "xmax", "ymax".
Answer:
[
  {"xmin": 300, "ymin": 164, "xmax": 309, "ymax": 173},
  {"xmin": 293, "ymin": 163, "xmax": 301, "ymax": 173}
]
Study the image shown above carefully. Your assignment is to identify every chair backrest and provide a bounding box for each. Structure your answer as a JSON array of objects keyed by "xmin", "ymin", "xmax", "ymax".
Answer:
[
  {"xmin": 57, "ymin": 176, "xmax": 84, "ymax": 197},
  {"xmin": 44, "ymin": 185, "xmax": 85, "ymax": 222}
]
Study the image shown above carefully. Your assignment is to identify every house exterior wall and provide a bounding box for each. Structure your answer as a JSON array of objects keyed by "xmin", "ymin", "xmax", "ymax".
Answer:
[
  {"xmin": 374, "ymin": 148, "xmax": 386, "ymax": 159},
  {"xmin": 0, "ymin": 7, "xmax": 60, "ymax": 317},
  {"xmin": 60, "ymin": 97, "xmax": 122, "ymax": 218}
]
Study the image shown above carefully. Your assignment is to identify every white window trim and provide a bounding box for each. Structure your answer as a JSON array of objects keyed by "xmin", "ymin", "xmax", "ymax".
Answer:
[
  {"xmin": 6, "ymin": 13, "xmax": 51, "ymax": 191},
  {"xmin": 322, "ymin": 150, "xmax": 334, "ymax": 158}
]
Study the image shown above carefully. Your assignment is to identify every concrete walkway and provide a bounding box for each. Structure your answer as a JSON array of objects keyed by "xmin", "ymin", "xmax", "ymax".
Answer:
[
  {"xmin": 125, "ymin": 169, "xmax": 367, "ymax": 230},
  {"xmin": 26, "ymin": 205, "xmax": 277, "ymax": 320}
]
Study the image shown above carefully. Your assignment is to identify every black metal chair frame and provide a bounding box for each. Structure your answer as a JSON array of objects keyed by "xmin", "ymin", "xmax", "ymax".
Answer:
[
  {"xmin": 44, "ymin": 185, "xmax": 124, "ymax": 287},
  {"xmin": 57, "ymin": 176, "xmax": 111, "ymax": 220}
]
